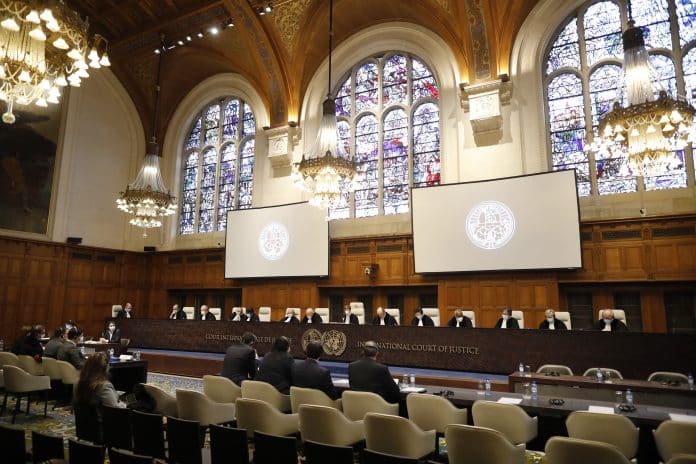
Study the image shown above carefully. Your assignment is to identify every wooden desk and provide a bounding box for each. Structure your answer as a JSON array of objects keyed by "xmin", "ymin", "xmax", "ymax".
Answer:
[{"xmin": 108, "ymin": 359, "xmax": 147, "ymax": 393}]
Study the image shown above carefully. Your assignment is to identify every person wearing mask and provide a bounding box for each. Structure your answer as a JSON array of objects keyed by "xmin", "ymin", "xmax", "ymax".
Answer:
[
  {"xmin": 229, "ymin": 307, "xmax": 244, "ymax": 322},
  {"xmin": 221, "ymin": 332, "xmax": 257, "ymax": 385},
  {"xmin": 348, "ymin": 341, "xmax": 400, "ymax": 404},
  {"xmin": 411, "ymin": 308, "xmax": 434, "ymax": 327},
  {"xmin": 44, "ymin": 327, "xmax": 68, "ymax": 358},
  {"xmin": 447, "ymin": 309, "xmax": 474, "ymax": 328},
  {"xmin": 65, "ymin": 320, "xmax": 77, "ymax": 331},
  {"xmin": 539, "ymin": 309, "xmax": 567, "ymax": 330},
  {"xmin": 595, "ymin": 309, "xmax": 628, "ymax": 332},
  {"xmin": 116, "ymin": 302, "xmax": 134, "ymax": 319},
  {"xmin": 58, "ymin": 328, "xmax": 86, "ymax": 369},
  {"xmin": 494, "ymin": 308, "xmax": 519, "ymax": 329},
  {"xmin": 292, "ymin": 341, "xmax": 339, "ymax": 400},
  {"xmin": 169, "ymin": 304, "xmax": 186, "ymax": 320},
  {"xmin": 372, "ymin": 307, "xmax": 398, "ymax": 326},
  {"xmin": 17, "ymin": 325, "xmax": 46, "ymax": 361},
  {"xmin": 197, "ymin": 305, "xmax": 217, "ymax": 321},
  {"xmin": 301, "ymin": 308, "xmax": 323, "ymax": 324},
  {"xmin": 243, "ymin": 307, "xmax": 260, "ymax": 322},
  {"xmin": 256, "ymin": 336, "xmax": 294, "ymax": 394},
  {"xmin": 280, "ymin": 308, "xmax": 300, "ymax": 323},
  {"xmin": 100, "ymin": 320, "xmax": 121, "ymax": 342},
  {"xmin": 341, "ymin": 305, "xmax": 359, "ymax": 324}
]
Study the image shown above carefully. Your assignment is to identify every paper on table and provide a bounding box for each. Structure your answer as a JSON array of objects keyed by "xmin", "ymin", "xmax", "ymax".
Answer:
[
  {"xmin": 588, "ymin": 405, "xmax": 615, "ymax": 414},
  {"xmin": 333, "ymin": 378, "xmax": 350, "ymax": 386},
  {"xmin": 669, "ymin": 413, "xmax": 696, "ymax": 423},
  {"xmin": 400, "ymin": 387, "xmax": 427, "ymax": 393},
  {"xmin": 497, "ymin": 397, "xmax": 523, "ymax": 405}
]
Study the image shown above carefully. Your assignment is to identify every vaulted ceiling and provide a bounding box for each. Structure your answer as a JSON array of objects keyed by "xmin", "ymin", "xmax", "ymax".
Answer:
[{"xmin": 65, "ymin": 0, "xmax": 539, "ymax": 141}]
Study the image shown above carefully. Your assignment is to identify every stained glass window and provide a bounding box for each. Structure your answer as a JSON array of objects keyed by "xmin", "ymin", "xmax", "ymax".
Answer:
[
  {"xmin": 544, "ymin": 0, "xmax": 696, "ymax": 199},
  {"xmin": 331, "ymin": 52, "xmax": 440, "ymax": 219},
  {"xmin": 179, "ymin": 98, "xmax": 255, "ymax": 234}
]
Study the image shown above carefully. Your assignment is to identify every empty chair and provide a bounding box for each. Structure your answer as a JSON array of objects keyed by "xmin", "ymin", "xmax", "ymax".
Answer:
[
  {"xmin": 176, "ymin": 389, "xmax": 236, "ymax": 427},
  {"xmin": 253, "ymin": 431, "xmax": 297, "ymax": 464},
  {"xmin": 555, "ymin": 311, "xmax": 572, "ymax": 329},
  {"xmin": 648, "ymin": 372, "xmax": 690, "ymax": 384},
  {"xmin": 537, "ymin": 364, "xmax": 574, "ymax": 376},
  {"xmin": 290, "ymin": 386, "xmax": 341, "ymax": 413},
  {"xmin": 74, "ymin": 402, "xmax": 104, "ymax": 444},
  {"xmin": 583, "ymin": 367, "xmax": 624, "ymax": 379},
  {"xmin": 304, "ymin": 440, "xmax": 355, "ymax": 464},
  {"xmin": 56, "ymin": 359, "xmax": 80, "ymax": 392},
  {"xmin": 258, "ymin": 306, "xmax": 272, "ymax": 322},
  {"xmin": 18, "ymin": 354, "xmax": 45, "ymax": 376},
  {"xmin": 422, "ymin": 308, "xmax": 440, "ymax": 326},
  {"xmin": 41, "ymin": 357, "xmax": 63, "ymax": 384},
  {"xmin": 182, "ymin": 306, "xmax": 195, "ymax": 319},
  {"xmin": 101, "ymin": 404, "xmax": 133, "ymax": 451},
  {"xmin": 566, "ymin": 411, "xmax": 638, "ymax": 459},
  {"xmin": 545, "ymin": 436, "xmax": 631, "ymax": 464},
  {"xmin": 209, "ymin": 307, "xmax": 223, "ymax": 320},
  {"xmin": 112, "ymin": 305, "xmax": 123, "ymax": 318},
  {"xmin": 511, "ymin": 310, "xmax": 525, "ymax": 328},
  {"xmin": 108, "ymin": 448, "xmax": 153, "ymax": 464},
  {"xmin": 362, "ymin": 449, "xmax": 419, "ymax": 464},
  {"xmin": 471, "ymin": 400, "xmax": 537, "ymax": 446},
  {"xmin": 203, "ymin": 375, "xmax": 242, "ymax": 403},
  {"xmin": 406, "ymin": 393, "xmax": 468, "ymax": 434},
  {"xmin": 32, "ymin": 430, "xmax": 65, "ymax": 463},
  {"xmin": 167, "ymin": 416, "xmax": 204, "ymax": 464},
  {"xmin": 654, "ymin": 420, "xmax": 696, "ymax": 462},
  {"xmin": 299, "ymin": 404, "xmax": 364, "ymax": 447},
  {"xmin": 342, "ymin": 390, "xmax": 399, "ymax": 421},
  {"xmin": 1, "ymin": 423, "xmax": 27, "ymax": 464},
  {"xmin": 68, "ymin": 438, "xmax": 105, "ymax": 464},
  {"xmin": 445, "ymin": 424, "xmax": 525, "ymax": 464},
  {"xmin": 385, "ymin": 308, "xmax": 401, "ymax": 325},
  {"xmin": 235, "ymin": 397, "xmax": 299, "ymax": 438},
  {"xmin": 210, "ymin": 424, "xmax": 249, "ymax": 464},
  {"xmin": 667, "ymin": 456, "xmax": 696, "ymax": 464},
  {"xmin": 143, "ymin": 383, "xmax": 178, "ymax": 417},
  {"xmin": 131, "ymin": 409, "xmax": 165, "ymax": 459},
  {"xmin": 364, "ymin": 413, "xmax": 436, "ymax": 460},
  {"xmin": 241, "ymin": 379, "xmax": 291, "ymax": 412},
  {"xmin": 0, "ymin": 351, "xmax": 20, "ymax": 367},
  {"xmin": 3, "ymin": 364, "xmax": 50, "ymax": 423}
]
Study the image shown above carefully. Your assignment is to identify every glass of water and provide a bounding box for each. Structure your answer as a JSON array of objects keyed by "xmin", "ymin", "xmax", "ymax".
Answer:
[{"xmin": 615, "ymin": 391, "xmax": 624, "ymax": 409}]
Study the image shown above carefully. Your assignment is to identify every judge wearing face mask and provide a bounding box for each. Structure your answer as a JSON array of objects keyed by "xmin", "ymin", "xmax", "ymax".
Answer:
[
  {"xmin": 280, "ymin": 308, "xmax": 300, "ymax": 323},
  {"xmin": 100, "ymin": 320, "xmax": 121, "ymax": 343},
  {"xmin": 341, "ymin": 305, "xmax": 359, "ymax": 324},
  {"xmin": 494, "ymin": 308, "xmax": 519, "ymax": 329},
  {"xmin": 229, "ymin": 307, "xmax": 244, "ymax": 322},
  {"xmin": 411, "ymin": 308, "xmax": 434, "ymax": 327},
  {"xmin": 197, "ymin": 305, "xmax": 217, "ymax": 321},
  {"xmin": 595, "ymin": 309, "xmax": 628, "ymax": 332},
  {"xmin": 538, "ymin": 309, "xmax": 567, "ymax": 330},
  {"xmin": 373, "ymin": 307, "xmax": 398, "ymax": 326},
  {"xmin": 243, "ymin": 307, "xmax": 260, "ymax": 322},
  {"xmin": 447, "ymin": 309, "xmax": 473, "ymax": 328}
]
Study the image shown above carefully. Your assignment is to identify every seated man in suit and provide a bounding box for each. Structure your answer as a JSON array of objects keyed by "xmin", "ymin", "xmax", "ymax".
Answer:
[
  {"xmin": 229, "ymin": 307, "xmax": 244, "ymax": 322},
  {"xmin": 58, "ymin": 328, "xmax": 86, "ymax": 369},
  {"xmin": 100, "ymin": 320, "xmax": 121, "ymax": 343},
  {"xmin": 169, "ymin": 303, "xmax": 186, "ymax": 320},
  {"xmin": 291, "ymin": 341, "xmax": 339, "ymax": 400},
  {"xmin": 44, "ymin": 327, "xmax": 68, "ymax": 358},
  {"xmin": 348, "ymin": 341, "xmax": 400, "ymax": 404},
  {"xmin": 341, "ymin": 305, "xmax": 359, "ymax": 324},
  {"xmin": 116, "ymin": 302, "xmax": 134, "ymax": 319},
  {"xmin": 301, "ymin": 308, "xmax": 323, "ymax": 324},
  {"xmin": 256, "ymin": 336, "xmax": 294, "ymax": 394},
  {"xmin": 280, "ymin": 308, "xmax": 300, "ymax": 323},
  {"xmin": 539, "ymin": 309, "xmax": 567, "ymax": 330},
  {"xmin": 595, "ymin": 309, "xmax": 628, "ymax": 332},
  {"xmin": 242, "ymin": 307, "xmax": 260, "ymax": 322},
  {"xmin": 197, "ymin": 305, "xmax": 217, "ymax": 320},
  {"xmin": 494, "ymin": 308, "xmax": 519, "ymax": 329},
  {"xmin": 411, "ymin": 308, "xmax": 434, "ymax": 326},
  {"xmin": 447, "ymin": 309, "xmax": 473, "ymax": 328},
  {"xmin": 372, "ymin": 307, "xmax": 398, "ymax": 326},
  {"xmin": 222, "ymin": 332, "xmax": 257, "ymax": 385}
]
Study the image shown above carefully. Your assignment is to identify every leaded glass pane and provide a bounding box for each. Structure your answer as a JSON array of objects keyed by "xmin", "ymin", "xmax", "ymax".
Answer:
[
  {"xmin": 644, "ymin": 151, "xmax": 687, "ymax": 191},
  {"xmin": 355, "ymin": 62, "xmax": 379, "ymax": 113},
  {"xmin": 355, "ymin": 114, "xmax": 379, "ymax": 217},
  {"xmin": 204, "ymin": 104, "xmax": 220, "ymax": 145},
  {"xmin": 223, "ymin": 99, "xmax": 239, "ymax": 141},
  {"xmin": 336, "ymin": 77, "xmax": 352, "ymax": 117},
  {"xmin": 546, "ymin": 19, "xmax": 580, "ymax": 75},
  {"xmin": 683, "ymin": 48, "xmax": 696, "ymax": 104},
  {"xmin": 632, "ymin": 0, "xmax": 672, "ymax": 49},
  {"xmin": 413, "ymin": 103, "xmax": 440, "ymax": 188},
  {"xmin": 383, "ymin": 54, "xmax": 409, "ymax": 106},
  {"xmin": 677, "ymin": 0, "xmax": 696, "ymax": 45},
  {"xmin": 412, "ymin": 58, "xmax": 439, "ymax": 101},
  {"xmin": 238, "ymin": 139, "xmax": 254, "ymax": 209},
  {"xmin": 583, "ymin": 2, "xmax": 622, "ymax": 66},
  {"xmin": 589, "ymin": 65, "xmax": 622, "ymax": 127},
  {"xmin": 242, "ymin": 103, "xmax": 255, "ymax": 137},
  {"xmin": 180, "ymin": 151, "xmax": 199, "ymax": 235},
  {"xmin": 198, "ymin": 147, "xmax": 217, "ymax": 233},
  {"xmin": 383, "ymin": 109, "xmax": 409, "ymax": 215},
  {"xmin": 217, "ymin": 143, "xmax": 237, "ymax": 232},
  {"xmin": 186, "ymin": 118, "xmax": 201, "ymax": 151},
  {"xmin": 650, "ymin": 54, "xmax": 678, "ymax": 96}
]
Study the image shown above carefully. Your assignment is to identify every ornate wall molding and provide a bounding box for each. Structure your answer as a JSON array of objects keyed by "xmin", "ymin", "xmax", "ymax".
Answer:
[
  {"xmin": 459, "ymin": 79, "xmax": 512, "ymax": 135},
  {"xmin": 265, "ymin": 124, "xmax": 300, "ymax": 174}
]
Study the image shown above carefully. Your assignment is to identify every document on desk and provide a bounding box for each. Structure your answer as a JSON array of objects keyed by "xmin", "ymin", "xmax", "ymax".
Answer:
[
  {"xmin": 400, "ymin": 387, "xmax": 427, "ymax": 393},
  {"xmin": 588, "ymin": 405, "xmax": 615, "ymax": 414},
  {"xmin": 497, "ymin": 397, "xmax": 523, "ymax": 405},
  {"xmin": 669, "ymin": 413, "xmax": 696, "ymax": 423},
  {"xmin": 333, "ymin": 378, "xmax": 350, "ymax": 386}
]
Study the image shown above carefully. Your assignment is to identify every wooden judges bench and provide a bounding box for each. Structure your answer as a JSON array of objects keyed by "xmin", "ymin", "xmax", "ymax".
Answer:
[{"xmin": 116, "ymin": 319, "xmax": 696, "ymax": 379}]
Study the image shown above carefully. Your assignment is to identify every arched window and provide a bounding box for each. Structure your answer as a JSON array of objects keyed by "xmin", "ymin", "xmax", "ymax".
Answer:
[
  {"xmin": 179, "ymin": 98, "xmax": 255, "ymax": 234},
  {"xmin": 330, "ymin": 52, "xmax": 441, "ymax": 219},
  {"xmin": 544, "ymin": 0, "xmax": 696, "ymax": 196}
]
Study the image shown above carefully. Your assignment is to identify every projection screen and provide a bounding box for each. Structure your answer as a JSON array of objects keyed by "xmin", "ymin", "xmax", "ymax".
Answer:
[
  {"xmin": 412, "ymin": 170, "xmax": 582, "ymax": 273},
  {"xmin": 225, "ymin": 202, "xmax": 329, "ymax": 278}
]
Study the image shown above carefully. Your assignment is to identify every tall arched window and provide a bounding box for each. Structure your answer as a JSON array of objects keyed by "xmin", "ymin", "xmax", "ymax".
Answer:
[
  {"xmin": 179, "ymin": 98, "xmax": 255, "ymax": 234},
  {"xmin": 544, "ymin": 0, "xmax": 696, "ymax": 196},
  {"xmin": 330, "ymin": 52, "xmax": 441, "ymax": 219}
]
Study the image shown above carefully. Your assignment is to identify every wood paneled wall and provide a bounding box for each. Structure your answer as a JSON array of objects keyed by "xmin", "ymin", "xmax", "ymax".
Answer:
[{"xmin": 1, "ymin": 214, "xmax": 694, "ymax": 343}]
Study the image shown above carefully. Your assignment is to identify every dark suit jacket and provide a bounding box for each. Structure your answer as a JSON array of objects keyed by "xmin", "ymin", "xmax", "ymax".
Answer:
[
  {"xmin": 292, "ymin": 358, "xmax": 339, "ymax": 400},
  {"xmin": 44, "ymin": 337, "xmax": 67, "ymax": 358},
  {"xmin": 221, "ymin": 343, "xmax": 257, "ymax": 385},
  {"xmin": 102, "ymin": 328, "xmax": 121, "ymax": 342},
  {"xmin": 57, "ymin": 342, "xmax": 86, "ymax": 369},
  {"xmin": 170, "ymin": 309, "xmax": 187, "ymax": 320},
  {"xmin": 494, "ymin": 317, "xmax": 520, "ymax": 329},
  {"xmin": 372, "ymin": 313, "xmax": 398, "ymax": 326},
  {"xmin": 197, "ymin": 312, "xmax": 217, "ymax": 321},
  {"xmin": 348, "ymin": 357, "xmax": 400, "ymax": 404},
  {"xmin": 116, "ymin": 309, "xmax": 133, "ymax": 319},
  {"xmin": 595, "ymin": 319, "xmax": 628, "ymax": 331},
  {"xmin": 447, "ymin": 316, "xmax": 473, "ymax": 328},
  {"xmin": 341, "ymin": 313, "xmax": 359, "ymax": 324},
  {"xmin": 411, "ymin": 315, "xmax": 434, "ymax": 326},
  {"xmin": 538, "ymin": 318, "xmax": 568, "ymax": 330},
  {"xmin": 279, "ymin": 315, "xmax": 300, "ymax": 323},
  {"xmin": 301, "ymin": 313, "xmax": 323, "ymax": 324},
  {"xmin": 242, "ymin": 313, "xmax": 260, "ymax": 322},
  {"xmin": 257, "ymin": 350, "xmax": 295, "ymax": 394}
]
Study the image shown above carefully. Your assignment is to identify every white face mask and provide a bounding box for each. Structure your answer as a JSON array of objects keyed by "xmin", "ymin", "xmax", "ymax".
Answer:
[
  {"xmin": 502, "ymin": 314, "xmax": 509, "ymax": 320},
  {"xmin": 416, "ymin": 314, "xmax": 422, "ymax": 319},
  {"xmin": 603, "ymin": 318, "xmax": 613, "ymax": 324},
  {"xmin": 344, "ymin": 311, "xmax": 350, "ymax": 316},
  {"xmin": 546, "ymin": 317, "xmax": 554, "ymax": 323},
  {"xmin": 456, "ymin": 317, "xmax": 463, "ymax": 323}
]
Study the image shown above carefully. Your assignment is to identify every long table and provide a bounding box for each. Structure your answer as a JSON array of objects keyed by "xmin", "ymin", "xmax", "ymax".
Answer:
[{"xmin": 117, "ymin": 319, "xmax": 696, "ymax": 378}]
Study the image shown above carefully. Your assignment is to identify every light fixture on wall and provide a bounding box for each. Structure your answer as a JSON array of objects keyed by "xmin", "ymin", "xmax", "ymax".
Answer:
[
  {"xmin": 587, "ymin": 0, "xmax": 695, "ymax": 178},
  {"xmin": 116, "ymin": 38, "xmax": 176, "ymax": 237},
  {"xmin": 0, "ymin": 0, "xmax": 110, "ymax": 124},
  {"xmin": 292, "ymin": 0, "xmax": 359, "ymax": 211}
]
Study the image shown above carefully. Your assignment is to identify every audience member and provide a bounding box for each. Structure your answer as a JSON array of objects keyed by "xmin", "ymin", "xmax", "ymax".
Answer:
[
  {"xmin": 411, "ymin": 308, "xmax": 434, "ymax": 326},
  {"xmin": 44, "ymin": 327, "xmax": 68, "ymax": 358},
  {"xmin": 280, "ymin": 308, "xmax": 300, "ymax": 323},
  {"xmin": 100, "ymin": 320, "xmax": 121, "ymax": 342},
  {"xmin": 341, "ymin": 305, "xmax": 359, "ymax": 324},
  {"xmin": 348, "ymin": 341, "xmax": 400, "ymax": 403},
  {"xmin": 539, "ymin": 309, "xmax": 567, "ymax": 330},
  {"xmin": 243, "ymin": 307, "xmax": 260, "ymax": 322},
  {"xmin": 16, "ymin": 325, "xmax": 46, "ymax": 360},
  {"xmin": 595, "ymin": 309, "xmax": 628, "ymax": 332},
  {"xmin": 58, "ymin": 328, "xmax": 86, "ymax": 369},
  {"xmin": 494, "ymin": 308, "xmax": 519, "ymax": 329},
  {"xmin": 292, "ymin": 341, "xmax": 338, "ymax": 399},
  {"xmin": 221, "ymin": 332, "xmax": 257, "ymax": 385},
  {"xmin": 256, "ymin": 336, "xmax": 294, "ymax": 394},
  {"xmin": 301, "ymin": 308, "xmax": 323, "ymax": 324},
  {"xmin": 372, "ymin": 307, "xmax": 398, "ymax": 326},
  {"xmin": 10, "ymin": 325, "xmax": 33, "ymax": 355},
  {"xmin": 169, "ymin": 303, "xmax": 186, "ymax": 320},
  {"xmin": 65, "ymin": 320, "xmax": 77, "ymax": 331},
  {"xmin": 447, "ymin": 309, "xmax": 473, "ymax": 328},
  {"xmin": 116, "ymin": 302, "xmax": 134, "ymax": 319},
  {"xmin": 197, "ymin": 305, "xmax": 216, "ymax": 320}
]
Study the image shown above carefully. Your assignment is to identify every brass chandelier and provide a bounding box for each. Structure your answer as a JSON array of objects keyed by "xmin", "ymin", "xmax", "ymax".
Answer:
[{"xmin": 0, "ymin": 0, "xmax": 110, "ymax": 124}]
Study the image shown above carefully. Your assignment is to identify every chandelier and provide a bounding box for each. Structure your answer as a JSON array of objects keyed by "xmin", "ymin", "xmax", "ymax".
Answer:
[
  {"xmin": 116, "ymin": 39, "xmax": 176, "ymax": 236},
  {"xmin": 292, "ymin": 0, "xmax": 359, "ymax": 211},
  {"xmin": 0, "ymin": 0, "xmax": 110, "ymax": 124},
  {"xmin": 588, "ymin": 4, "xmax": 696, "ymax": 179}
]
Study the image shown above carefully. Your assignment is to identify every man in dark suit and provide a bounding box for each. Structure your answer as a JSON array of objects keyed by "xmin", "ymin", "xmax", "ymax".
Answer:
[
  {"xmin": 411, "ymin": 308, "xmax": 434, "ymax": 326},
  {"xmin": 348, "ymin": 341, "xmax": 400, "ymax": 403},
  {"xmin": 301, "ymin": 308, "xmax": 323, "ymax": 324},
  {"xmin": 447, "ymin": 309, "xmax": 474, "ymax": 328},
  {"xmin": 100, "ymin": 320, "xmax": 121, "ymax": 342},
  {"xmin": 242, "ymin": 307, "xmax": 260, "ymax": 322},
  {"xmin": 57, "ymin": 328, "xmax": 86, "ymax": 369},
  {"xmin": 256, "ymin": 336, "xmax": 294, "ymax": 394},
  {"xmin": 595, "ymin": 309, "xmax": 628, "ymax": 332},
  {"xmin": 341, "ymin": 305, "xmax": 359, "ymax": 324},
  {"xmin": 116, "ymin": 302, "xmax": 134, "ymax": 319},
  {"xmin": 372, "ymin": 307, "xmax": 398, "ymax": 326},
  {"xmin": 280, "ymin": 308, "xmax": 300, "ymax": 323},
  {"xmin": 291, "ymin": 341, "xmax": 339, "ymax": 399},
  {"xmin": 197, "ymin": 305, "xmax": 217, "ymax": 320},
  {"xmin": 494, "ymin": 308, "xmax": 519, "ymax": 329},
  {"xmin": 221, "ymin": 332, "xmax": 257, "ymax": 385},
  {"xmin": 539, "ymin": 309, "xmax": 567, "ymax": 330},
  {"xmin": 169, "ymin": 304, "xmax": 186, "ymax": 320}
]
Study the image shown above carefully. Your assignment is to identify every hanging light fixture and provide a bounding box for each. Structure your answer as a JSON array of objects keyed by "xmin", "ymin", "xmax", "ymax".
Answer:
[
  {"xmin": 0, "ymin": 0, "xmax": 110, "ymax": 124},
  {"xmin": 292, "ymin": 0, "xmax": 359, "ymax": 211},
  {"xmin": 588, "ymin": 0, "xmax": 696, "ymax": 178},
  {"xmin": 116, "ymin": 38, "xmax": 176, "ymax": 236}
]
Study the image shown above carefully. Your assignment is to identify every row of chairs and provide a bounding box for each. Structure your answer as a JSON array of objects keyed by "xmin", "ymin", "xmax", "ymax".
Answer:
[
  {"xmin": 536, "ymin": 363, "xmax": 691, "ymax": 383},
  {"xmin": 0, "ymin": 424, "xmax": 106, "ymax": 464}
]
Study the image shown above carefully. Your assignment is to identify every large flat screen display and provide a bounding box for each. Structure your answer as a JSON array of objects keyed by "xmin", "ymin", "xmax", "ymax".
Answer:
[
  {"xmin": 225, "ymin": 202, "xmax": 329, "ymax": 278},
  {"xmin": 412, "ymin": 170, "xmax": 582, "ymax": 273}
]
